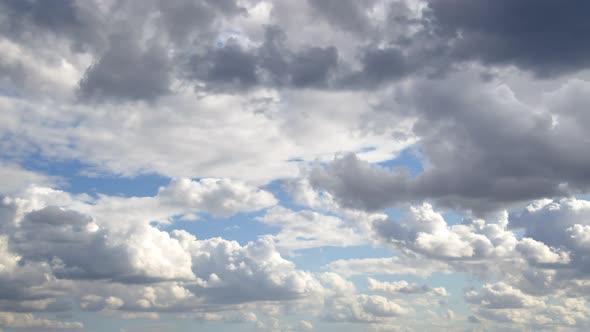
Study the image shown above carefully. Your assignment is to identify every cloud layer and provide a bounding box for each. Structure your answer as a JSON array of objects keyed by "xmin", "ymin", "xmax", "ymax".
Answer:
[{"xmin": 2, "ymin": 0, "xmax": 590, "ymax": 331}]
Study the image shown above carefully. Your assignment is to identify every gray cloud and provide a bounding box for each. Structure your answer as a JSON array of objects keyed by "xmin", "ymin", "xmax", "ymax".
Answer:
[
  {"xmin": 290, "ymin": 46, "xmax": 338, "ymax": 88},
  {"xmin": 5, "ymin": 0, "xmax": 590, "ymax": 330},
  {"xmin": 308, "ymin": 0, "xmax": 374, "ymax": 36},
  {"xmin": 78, "ymin": 34, "xmax": 172, "ymax": 102},
  {"xmin": 0, "ymin": 182, "xmax": 321, "ymax": 315},
  {"xmin": 11, "ymin": 206, "xmax": 135, "ymax": 281},
  {"xmin": 310, "ymin": 74, "xmax": 590, "ymax": 213},
  {"xmin": 510, "ymin": 198, "xmax": 590, "ymax": 279},
  {"xmin": 188, "ymin": 26, "xmax": 341, "ymax": 91},
  {"xmin": 4, "ymin": 0, "xmax": 590, "ymax": 105},
  {"xmin": 425, "ymin": 0, "xmax": 590, "ymax": 77},
  {"xmin": 189, "ymin": 42, "xmax": 259, "ymax": 90},
  {"xmin": 0, "ymin": 0, "xmax": 105, "ymax": 51}
]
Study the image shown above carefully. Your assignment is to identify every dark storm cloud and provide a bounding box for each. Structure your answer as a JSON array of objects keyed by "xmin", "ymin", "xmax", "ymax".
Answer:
[
  {"xmin": 0, "ymin": 0, "xmax": 248, "ymax": 102},
  {"xmin": 311, "ymin": 74, "xmax": 590, "ymax": 213},
  {"xmin": 290, "ymin": 46, "xmax": 338, "ymax": 87},
  {"xmin": 425, "ymin": 0, "xmax": 590, "ymax": 77},
  {"xmin": 0, "ymin": 0, "xmax": 80, "ymax": 33},
  {"xmin": 190, "ymin": 42, "xmax": 260, "ymax": 90},
  {"xmin": 4, "ymin": 0, "xmax": 590, "ymax": 103},
  {"xmin": 188, "ymin": 26, "xmax": 341, "ymax": 91},
  {"xmin": 0, "ymin": 0, "xmax": 105, "ymax": 51},
  {"xmin": 78, "ymin": 35, "xmax": 173, "ymax": 102},
  {"xmin": 311, "ymin": 0, "xmax": 590, "ymax": 84},
  {"xmin": 204, "ymin": 0, "xmax": 245, "ymax": 15},
  {"xmin": 12, "ymin": 206, "xmax": 134, "ymax": 281},
  {"xmin": 158, "ymin": 0, "xmax": 244, "ymax": 44},
  {"xmin": 359, "ymin": 47, "xmax": 413, "ymax": 83},
  {"xmin": 258, "ymin": 25, "xmax": 290, "ymax": 86}
]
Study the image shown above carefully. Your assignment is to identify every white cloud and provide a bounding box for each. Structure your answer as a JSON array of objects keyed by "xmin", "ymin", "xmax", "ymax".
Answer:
[
  {"xmin": 0, "ymin": 163, "xmax": 57, "ymax": 195},
  {"xmin": 0, "ymin": 182, "xmax": 321, "ymax": 313},
  {"xmin": 257, "ymin": 206, "xmax": 365, "ymax": 251},
  {"xmin": 158, "ymin": 177, "xmax": 278, "ymax": 217},
  {"xmin": 0, "ymin": 86, "xmax": 415, "ymax": 184},
  {"xmin": 367, "ymin": 278, "xmax": 447, "ymax": 297},
  {"xmin": 465, "ymin": 282, "xmax": 545, "ymax": 309},
  {"xmin": 373, "ymin": 203, "xmax": 518, "ymax": 260},
  {"xmin": 360, "ymin": 294, "xmax": 411, "ymax": 318},
  {"xmin": 297, "ymin": 320, "xmax": 314, "ymax": 331},
  {"xmin": 0, "ymin": 311, "xmax": 83, "ymax": 329},
  {"xmin": 326, "ymin": 256, "xmax": 450, "ymax": 278},
  {"xmin": 516, "ymin": 237, "xmax": 570, "ymax": 264}
]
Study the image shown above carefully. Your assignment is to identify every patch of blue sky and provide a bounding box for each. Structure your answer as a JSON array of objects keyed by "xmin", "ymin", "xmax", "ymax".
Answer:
[
  {"xmin": 383, "ymin": 207, "xmax": 403, "ymax": 220},
  {"xmin": 16, "ymin": 153, "xmax": 170, "ymax": 197},
  {"xmin": 164, "ymin": 210, "xmax": 278, "ymax": 245},
  {"xmin": 261, "ymin": 179, "xmax": 296, "ymax": 208},
  {"xmin": 441, "ymin": 211, "xmax": 465, "ymax": 226},
  {"xmin": 377, "ymin": 146, "xmax": 424, "ymax": 176},
  {"xmin": 287, "ymin": 245, "xmax": 393, "ymax": 273},
  {"xmin": 424, "ymin": 271, "xmax": 479, "ymax": 312}
]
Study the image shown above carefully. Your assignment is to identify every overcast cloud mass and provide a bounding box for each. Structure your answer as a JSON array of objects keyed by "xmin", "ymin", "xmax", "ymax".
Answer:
[{"xmin": 1, "ymin": 0, "xmax": 590, "ymax": 331}]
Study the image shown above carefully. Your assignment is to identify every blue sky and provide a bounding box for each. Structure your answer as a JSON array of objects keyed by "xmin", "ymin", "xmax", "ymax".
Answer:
[{"xmin": 2, "ymin": 1, "xmax": 590, "ymax": 331}]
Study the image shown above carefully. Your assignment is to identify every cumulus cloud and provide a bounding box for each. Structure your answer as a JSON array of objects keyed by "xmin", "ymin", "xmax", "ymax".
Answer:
[
  {"xmin": 465, "ymin": 283, "xmax": 589, "ymax": 329},
  {"xmin": 0, "ymin": 182, "xmax": 319, "ymax": 315},
  {"xmin": 465, "ymin": 282, "xmax": 544, "ymax": 309},
  {"xmin": 424, "ymin": 0, "xmax": 590, "ymax": 77},
  {"xmin": 319, "ymin": 272, "xmax": 412, "ymax": 323},
  {"xmin": 372, "ymin": 202, "xmax": 518, "ymax": 260},
  {"xmin": 310, "ymin": 73, "xmax": 590, "ymax": 213},
  {"xmin": 510, "ymin": 197, "xmax": 590, "ymax": 279},
  {"xmin": 158, "ymin": 178, "xmax": 278, "ymax": 217}
]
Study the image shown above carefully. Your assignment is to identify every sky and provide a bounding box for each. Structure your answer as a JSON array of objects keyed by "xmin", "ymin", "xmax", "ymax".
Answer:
[{"xmin": 1, "ymin": 0, "xmax": 590, "ymax": 331}]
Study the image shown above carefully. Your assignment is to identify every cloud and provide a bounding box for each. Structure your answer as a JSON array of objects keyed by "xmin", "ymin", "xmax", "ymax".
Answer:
[
  {"xmin": 465, "ymin": 282, "xmax": 544, "ymax": 309},
  {"xmin": 0, "ymin": 164, "xmax": 57, "ymax": 195},
  {"xmin": 367, "ymin": 278, "xmax": 447, "ymax": 297},
  {"xmin": 319, "ymin": 272, "xmax": 411, "ymax": 323},
  {"xmin": 0, "ymin": 311, "xmax": 83, "ymax": 329},
  {"xmin": 326, "ymin": 256, "xmax": 450, "ymax": 278},
  {"xmin": 372, "ymin": 202, "xmax": 518, "ymax": 260},
  {"xmin": 158, "ymin": 178, "xmax": 277, "ymax": 217},
  {"xmin": 257, "ymin": 206, "xmax": 365, "ymax": 251},
  {"xmin": 175, "ymin": 233, "xmax": 322, "ymax": 304},
  {"xmin": 78, "ymin": 34, "xmax": 172, "ymax": 102},
  {"xmin": 307, "ymin": 0, "xmax": 374, "ymax": 36},
  {"xmin": 465, "ymin": 284, "xmax": 589, "ymax": 329},
  {"xmin": 359, "ymin": 294, "xmax": 411, "ymax": 317},
  {"xmin": 0, "ymin": 85, "xmax": 414, "ymax": 183},
  {"xmin": 310, "ymin": 74, "xmax": 590, "ymax": 212},
  {"xmin": 0, "ymin": 182, "xmax": 319, "ymax": 313},
  {"xmin": 297, "ymin": 320, "xmax": 314, "ymax": 331},
  {"xmin": 516, "ymin": 238, "xmax": 570, "ymax": 265},
  {"xmin": 510, "ymin": 197, "xmax": 590, "ymax": 278},
  {"xmin": 3, "ymin": 0, "xmax": 590, "ymax": 330},
  {"xmin": 425, "ymin": 0, "xmax": 590, "ymax": 77}
]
